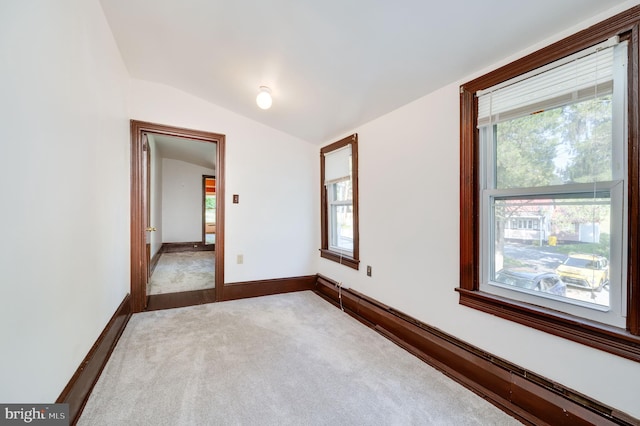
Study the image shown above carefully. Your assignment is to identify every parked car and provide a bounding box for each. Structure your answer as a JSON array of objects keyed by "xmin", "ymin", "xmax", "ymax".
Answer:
[
  {"xmin": 494, "ymin": 268, "xmax": 566, "ymax": 296},
  {"xmin": 555, "ymin": 253, "xmax": 609, "ymax": 291}
]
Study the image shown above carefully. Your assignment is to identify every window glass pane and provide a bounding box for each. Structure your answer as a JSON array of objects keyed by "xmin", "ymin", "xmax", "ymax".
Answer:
[
  {"xmin": 495, "ymin": 96, "xmax": 613, "ymax": 189},
  {"xmin": 205, "ymin": 195, "xmax": 216, "ymax": 223},
  {"xmin": 330, "ymin": 204, "xmax": 353, "ymax": 252},
  {"xmin": 330, "ymin": 179, "xmax": 352, "ymax": 202},
  {"xmin": 492, "ymin": 196, "xmax": 610, "ymax": 308}
]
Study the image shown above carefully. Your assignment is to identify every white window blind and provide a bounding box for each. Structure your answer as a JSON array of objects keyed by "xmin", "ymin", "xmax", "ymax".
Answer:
[
  {"xmin": 324, "ymin": 145, "xmax": 351, "ymax": 185},
  {"xmin": 477, "ymin": 38, "xmax": 625, "ymax": 127}
]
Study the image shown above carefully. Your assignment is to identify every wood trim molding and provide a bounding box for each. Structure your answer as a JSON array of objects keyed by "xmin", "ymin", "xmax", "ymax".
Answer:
[
  {"xmin": 319, "ymin": 249, "xmax": 360, "ymax": 270},
  {"xmin": 161, "ymin": 242, "xmax": 214, "ymax": 253},
  {"xmin": 147, "ymin": 276, "xmax": 316, "ymax": 310},
  {"xmin": 222, "ymin": 276, "xmax": 316, "ymax": 301},
  {"xmin": 202, "ymin": 174, "xmax": 215, "ymax": 246},
  {"xmin": 149, "ymin": 250, "xmax": 162, "ymax": 276},
  {"xmin": 146, "ymin": 288, "xmax": 217, "ymax": 311},
  {"xmin": 57, "ymin": 294, "xmax": 131, "ymax": 425},
  {"xmin": 461, "ymin": 6, "xmax": 640, "ymax": 94},
  {"xmin": 315, "ymin": 275, "xmax": 639, "ymax": 426},
  {"xmin": 627, "ymin": 23, "xmax": 640, "ymax": 336},
  {"xmin": 130, "ymin": 120, "xmax": 226, "ymax": 313},
  {"xmin": 457, "ymin": 288, "xmax": 640, "ymax": 362}
]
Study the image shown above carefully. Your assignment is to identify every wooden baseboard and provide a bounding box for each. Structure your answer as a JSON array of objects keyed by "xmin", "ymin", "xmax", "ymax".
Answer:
[
  {"xmin": 314, "ymin": 275, "xmax": 638, "ymax": 426},
  {"xmin": 161, "ymin": 242, "xmax": 214, "ymax": 253},
  {"xmin": 146, "ymin": 276, "xmax": 316, "ymax": 310},
  {"xmin": 57, "ymin": 294, "xmax": 131, "ymax": 425},
  {"xmin": 149, "ymin": 249, "xmax": 162, "ymax": 276},
  {"xmin": 146, "ymin": 288, "xmax": 217, "ymax": 311},
  {"xmin": 222, "ymin": 275, "xmax": 316, "ymax": 301}
]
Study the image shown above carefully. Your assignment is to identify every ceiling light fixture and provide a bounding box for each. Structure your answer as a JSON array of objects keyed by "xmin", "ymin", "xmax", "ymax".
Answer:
[{"xmin": 256, "ymin": 86, "xmax": 272, "ymax": 110}]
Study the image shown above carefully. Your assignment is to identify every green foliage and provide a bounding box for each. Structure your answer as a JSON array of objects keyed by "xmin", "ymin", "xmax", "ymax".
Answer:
[
  {"xmin": 494, "ymin": 96, "xmax": 613, "ymax": 230},
  {"xmin": 554, "ymin": 233, "xmax": 610, "ymax": 258},
  {"xmin": 560, "ymin": 96, "xmax": 612, "ymax": 183},
  {"xmin": 496, "ymin": 108, "xmax": 561, "ymax": 188},
  {"xmin": 551, "ymin": 202, "xmax": 609, "ymax": 232},
  {"xmin": 205, "ymin": 196, "xmax": 216, "ymax": 209},
  {"xmin": 495, "ymin": 95, "xmax": 613, "ymax": 189}
]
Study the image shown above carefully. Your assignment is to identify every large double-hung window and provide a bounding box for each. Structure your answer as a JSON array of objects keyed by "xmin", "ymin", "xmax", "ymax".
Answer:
[
  {"xmin": 478, "ymin": 38, "xmax": 627, "ymax": 327},
  {"xmin": 459, "ymin": 6, "xmax": 640, "ymax": 362}
]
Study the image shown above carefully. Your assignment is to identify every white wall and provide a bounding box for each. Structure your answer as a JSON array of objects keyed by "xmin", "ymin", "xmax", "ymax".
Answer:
[
  {"xmin": 0, "ymin": 0, "xmax": 130, "ymax": 403},
  {"xmin": 317, "ymin": 1, "xmax": 640, "ymax": 419},
  {"xmin": 148, "ymin": 135, "xmax": 163, "ymax": 257},
  {"xmin": 128, "ymin": 79, "xmax": 319, "ymax": 283},
  {"xmin": 161, "ymin": 158, "xmax": 214, "ymax": 243}
]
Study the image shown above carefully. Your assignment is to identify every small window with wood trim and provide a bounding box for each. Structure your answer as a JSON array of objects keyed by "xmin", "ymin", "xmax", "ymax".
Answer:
[{"xmin": 320, "ymin": 134, "xmax": 359, "ymax": 269}]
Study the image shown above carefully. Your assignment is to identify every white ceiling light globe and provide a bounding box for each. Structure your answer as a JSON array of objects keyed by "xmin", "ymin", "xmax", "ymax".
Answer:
[{"xmin": 256, "ymin": 86, "xmax": 272, "ymax": 109}]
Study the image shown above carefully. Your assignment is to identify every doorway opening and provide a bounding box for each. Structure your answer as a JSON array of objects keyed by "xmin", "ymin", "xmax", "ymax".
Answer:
[{"xmin": 130, "ymin": 120, "xmax": 225, "ymax": 313}]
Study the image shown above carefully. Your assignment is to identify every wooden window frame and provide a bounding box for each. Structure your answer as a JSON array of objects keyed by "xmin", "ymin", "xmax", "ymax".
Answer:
[
  {"xmin": 458, "ymin": 5, "xmax": 640, "ymax": 362},
  {"xmin": 320, "ymin": 134, "xmax": 360, "ymax": 270}
]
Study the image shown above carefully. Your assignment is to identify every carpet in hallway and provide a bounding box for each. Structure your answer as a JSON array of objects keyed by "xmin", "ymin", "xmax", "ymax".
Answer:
[{"xmin": 148, "ymin": 251, "xmax": 215, "ymax": 295}]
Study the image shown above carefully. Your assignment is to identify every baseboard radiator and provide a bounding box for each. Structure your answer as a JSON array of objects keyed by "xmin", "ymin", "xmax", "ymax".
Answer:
[{"xmin": 314, "ymin": 274, "xmax": 638, "ymax": 426}]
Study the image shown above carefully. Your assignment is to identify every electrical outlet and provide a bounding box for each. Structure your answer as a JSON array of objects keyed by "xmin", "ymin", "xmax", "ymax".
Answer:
[
  {"xmin": 237, "ymin": 254, "xmax": 243, "ymax": 264},
  {"xmin": 366, "ymin": 265, "xmax": 372, "ymax": 277}
]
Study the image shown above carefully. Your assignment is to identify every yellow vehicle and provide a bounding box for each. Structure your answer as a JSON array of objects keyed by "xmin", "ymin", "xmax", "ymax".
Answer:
[{"xmin": 555, "ymin": 254, "xmax": 609, "ymax": 291}]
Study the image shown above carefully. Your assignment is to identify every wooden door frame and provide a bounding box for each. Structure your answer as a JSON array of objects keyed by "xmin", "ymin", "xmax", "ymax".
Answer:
[
  {"xmin": 130, "ymin": 120, "xmax": 225, "ymax": 313},
  {"xmin": 202, "ymin": 175, "xmax": 216, "ymax": 246}
]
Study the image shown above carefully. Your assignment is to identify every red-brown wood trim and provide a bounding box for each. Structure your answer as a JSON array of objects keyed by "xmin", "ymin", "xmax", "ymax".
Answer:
[
  {"xmin": 457, "ymin": 288, "xmax": 640, "ymax": 362},
  {"xmin": 222, "ymin": 276, "xmax": 316, "ymax": 301},
  {"xmin": 146, "ymin": 288, "xmax": 217, "ymax": 311},
  {"xmin": 130, "ymin": 120, "xmax": 225, "ymax": 313},
  {"xmin": 149, "ymin": 248, "xmax": 162, "ymax": 276},
  {"xmin": 315, "ymin": 275, "xmax": 638, "ymax": 426},
  {"xmin": 628, "ymin": 23, "xmax": 640, "ymax": 335},
  {"xmin": 461, "ymin": 6, "xmax": 640, "ymax": 94},
  {"xmin": 202, "ymin": 174, "xmax": 215, "ymax": 246},
  {"xmin": 351, "ymin": 135, "xmax": 360, "ymax": 266},
  {"xmin": 160, "ymin": 242, "xmax": 214, "ymax": 253},
  {"xmin": 57, "ymin": 294, "xmax": 131, "ymax": 425},
  {"xmin": 215, "ymin": 135, "xmax": 225, "ymax": 304},
  {"xmin": 459, "ymin": 87, "xmax": 478, "ymax": 291},
  {"xmin": 130, "ymin": 123, "xmax": 146, "ymax": 313},
  {"xmin": 146, "ymin": 275, "xmax": 315, "ymax": 311},
  {"xmin": 319, "ymin": 249, "xmax": 360, "ymax": 270}
]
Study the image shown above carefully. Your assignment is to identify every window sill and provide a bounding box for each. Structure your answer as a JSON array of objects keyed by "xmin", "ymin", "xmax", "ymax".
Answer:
[
  {"xmin": 320, "ymin": 249, "xmax": 360, "ymax": 270},
  {"xmin": 456, "ymin": 288, "xmax": 640, "ymax": 362}
]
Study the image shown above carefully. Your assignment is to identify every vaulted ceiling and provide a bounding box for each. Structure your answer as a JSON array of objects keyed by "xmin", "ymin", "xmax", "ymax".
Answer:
[
  {"xmin": 149, "ymin": 134, "xmax": 216, "ymax": 171},
  {"xmin": 99, "ymin": 0, "xmax": 630, "ymax": 144}
]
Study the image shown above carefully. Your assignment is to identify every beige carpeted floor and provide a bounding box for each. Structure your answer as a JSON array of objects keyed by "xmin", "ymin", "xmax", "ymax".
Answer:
[
  {"xmin": 78, "ymin": 291, "xmax": 521, "ymax": 426},
  {"xmin": 148, "ymin": 251, "xmax": 215, "ymax": 295}
]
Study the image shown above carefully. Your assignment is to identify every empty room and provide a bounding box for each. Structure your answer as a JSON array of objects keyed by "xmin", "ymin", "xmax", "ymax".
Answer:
[{"xmin": 1, "ymin": 0, "xmax": 640, "ymax": 425}]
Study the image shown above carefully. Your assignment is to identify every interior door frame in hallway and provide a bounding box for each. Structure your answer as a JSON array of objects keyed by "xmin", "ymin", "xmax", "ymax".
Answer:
[{"xmin": 130, "ymin": 120, "xmax": 226, "ymax": 313}]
